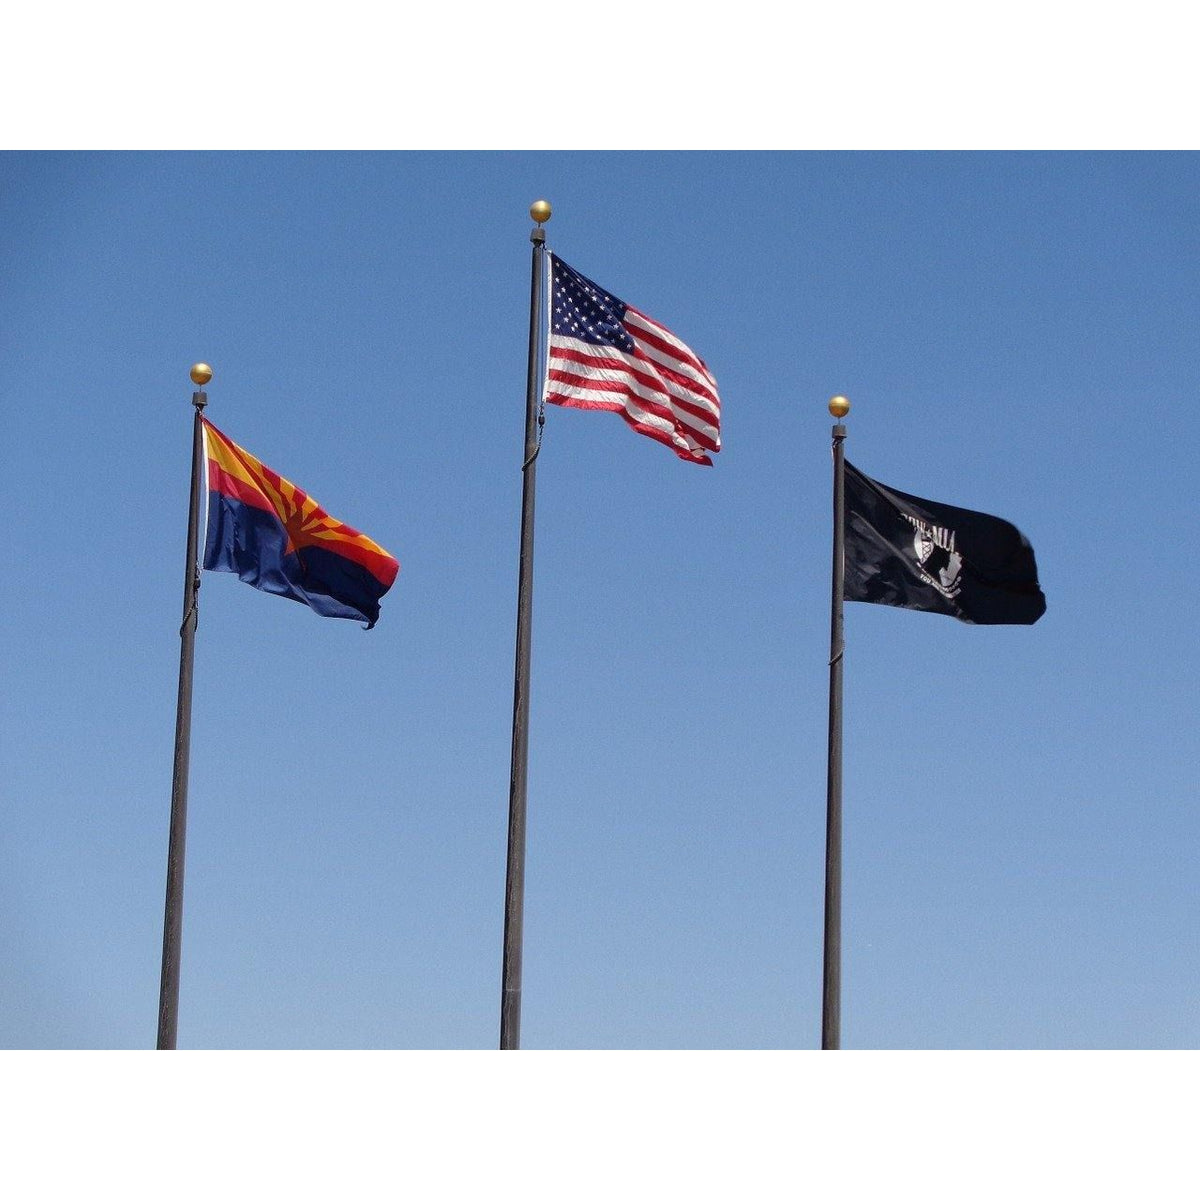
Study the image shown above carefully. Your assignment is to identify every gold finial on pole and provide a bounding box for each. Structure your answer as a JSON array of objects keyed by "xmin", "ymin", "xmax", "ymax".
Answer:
[
  {"xmin": 190, "ymin": 363, "xmax": 213, "ymax": 387},
  {"xmin": 529, "ymin": 199, "xmax": 552, "ymax": 225},
  {"xmin": 828, "ymin": 394, "xmax": 850, "ymax": 419}
]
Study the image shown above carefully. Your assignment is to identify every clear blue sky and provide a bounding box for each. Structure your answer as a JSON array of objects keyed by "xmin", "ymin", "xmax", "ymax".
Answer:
[{"xmin": 2, "ymin": 151, "xmax": 1197, "ymax": 1049}]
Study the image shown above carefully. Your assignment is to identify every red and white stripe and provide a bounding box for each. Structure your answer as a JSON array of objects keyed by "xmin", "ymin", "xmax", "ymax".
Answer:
[{"xmin": 545, "ymin": 305, "xmax": 721, "ymax": 466}]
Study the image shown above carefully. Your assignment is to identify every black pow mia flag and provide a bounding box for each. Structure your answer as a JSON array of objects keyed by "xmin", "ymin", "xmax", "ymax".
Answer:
[{"xmin": 844, "ymin": 461, "xmax": 1046, "ymax": 625}]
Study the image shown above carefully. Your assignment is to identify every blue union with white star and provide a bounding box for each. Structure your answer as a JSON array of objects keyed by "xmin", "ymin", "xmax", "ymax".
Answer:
[{"xmin": 550, "ymin": 256, "xmax": 635, "ymax": 352}]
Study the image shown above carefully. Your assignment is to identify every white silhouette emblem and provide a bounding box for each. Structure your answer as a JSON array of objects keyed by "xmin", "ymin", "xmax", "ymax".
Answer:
[{"xmin": 906, "ymin": 516, "xmax": 962, "ymax": 599}]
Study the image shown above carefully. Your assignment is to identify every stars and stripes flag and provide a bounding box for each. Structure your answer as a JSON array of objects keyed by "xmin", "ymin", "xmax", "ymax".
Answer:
[{"xmin": 543, "ymin": 254, "xmax": 721, "ymax": 466}]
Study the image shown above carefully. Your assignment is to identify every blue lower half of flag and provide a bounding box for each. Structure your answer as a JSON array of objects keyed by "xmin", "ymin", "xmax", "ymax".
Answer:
[{"xmin": 203, "ymin": 493, "xmax": 391, "ymax": 627}]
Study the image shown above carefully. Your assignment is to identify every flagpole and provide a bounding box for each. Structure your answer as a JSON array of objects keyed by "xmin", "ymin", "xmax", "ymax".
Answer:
[
  {"xmin": 156, "ymin": 362, "xmax": 211, "ymax": 1050},
  {"xmin": 500, "ymin": 201, "xmax": 551, "ymax": 1050},
  {"xmin": 822, "ymin": 394, "xmax": 850, "ymax": 1050}
]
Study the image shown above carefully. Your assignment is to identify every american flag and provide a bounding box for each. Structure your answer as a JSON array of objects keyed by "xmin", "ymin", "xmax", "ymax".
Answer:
[{"xmin": 543, "ymin": 254, "xmax": 721, "ymax": 466}]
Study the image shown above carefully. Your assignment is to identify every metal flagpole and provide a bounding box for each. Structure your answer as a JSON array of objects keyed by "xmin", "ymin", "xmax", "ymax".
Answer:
[
  {"xmin": 500, "ymin": 201, "xmax": 551, "ymax": 1049},
  {"xmin": 822, "ymin": 394, "xmax": 850, "ymax": 1049},
  {"xmin": 156, "ymin": 362, "xmax": 211, "ymax": 1050}
]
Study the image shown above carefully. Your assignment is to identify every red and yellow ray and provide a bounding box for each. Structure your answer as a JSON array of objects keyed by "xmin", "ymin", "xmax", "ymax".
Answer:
[{"xmin": 202, "ymin": 418, "xmax": 399, "ymax": 586}]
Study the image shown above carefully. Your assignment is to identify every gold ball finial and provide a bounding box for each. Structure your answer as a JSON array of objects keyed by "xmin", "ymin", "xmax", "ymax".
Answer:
[
  {"xmin": 529, "ymin": 199, "xmax": 552, "ymax": 225},
  {"xmin": 190, "ymin": 363, "xmax": 213, "ymax": 386},
  {"xmin": 828, "ymin": 394, "xmax": 850, "ymax": 419}
]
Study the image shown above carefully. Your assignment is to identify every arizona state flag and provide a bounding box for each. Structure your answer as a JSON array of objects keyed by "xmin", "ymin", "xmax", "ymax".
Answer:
[
  {"xmin": 201, "ymin": 418, "xmax": 399, "ymax": 628},
  {"xmin": 844, "ymin": 461, "xmax": 1045, "ymax": 625}
]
